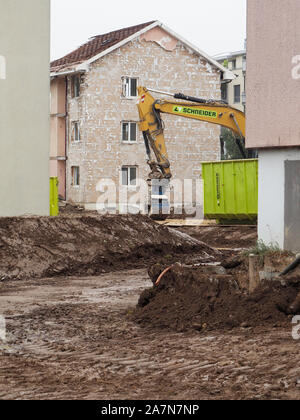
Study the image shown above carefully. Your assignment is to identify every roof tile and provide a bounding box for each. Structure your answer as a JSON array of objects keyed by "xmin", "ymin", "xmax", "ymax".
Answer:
[{"xmin": 51, "ymin": 21, "xmax": 156, "ymax": 71}]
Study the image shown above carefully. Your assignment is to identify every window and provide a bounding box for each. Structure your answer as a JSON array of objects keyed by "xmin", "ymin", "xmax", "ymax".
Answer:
[
  {"xmin": 221, "ymin": 83, "xmax": 228, "ymax": 102},
  {"xmin": 122, "ymin": 122, "xmax": 137, "ymax": 143},
  {"xmin": 231, "ymin": 59, "xmax": 237, "ymax": 70},
  {"xmin": 122, "ymin": 77, "xmax": 138, "ymax": 98},
  {"xmin": 72, "ymin": 121, "xmax": 81, "ymax": 142},
  {"xmin": 71, "ymin": 75, "xmax": 81, "ymax": 98},
  {"xmin": 121, "ymin": 166, "xmax": 137, "ymax": 186},
  {"xmin": 234, "ymin": 85, "xmax": 241, "ymax": 103},
  {"xmin": 71, "ymin": 166, "xmax": 80, "ymax": 186}
]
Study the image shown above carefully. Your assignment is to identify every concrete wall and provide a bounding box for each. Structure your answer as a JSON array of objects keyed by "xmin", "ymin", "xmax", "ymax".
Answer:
[
  {"xmin": 284, "ymin": 160, "xmax": 300, "ymax": 251},
  {"xmin": 65, "ymin": 35, "xmax": 221, "ymax": 208},
  {"xmin": 246, "ymin": 0, "xmax": 300, "ymax": 148},
  {"xmin": 258, "ymin": 148, "xmax": 300, "ymax": 250},
  {"xmin": 0, "ymin": 0, "xmax": 50, "ymax": 216},
  {"xmin": 247, "ymin": 0, "xmax": 300, "ymax": 250}
]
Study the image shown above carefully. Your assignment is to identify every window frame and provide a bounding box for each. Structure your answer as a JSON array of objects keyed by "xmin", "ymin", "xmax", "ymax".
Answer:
[
  {"xmin": 71, "ymin": 166, "xmax": 80, "ymax": 187},
  {"xmin": 234, "ymin": 84, "xmax": 241, "ymax": 103},
  {"xmin": 121, "ymin": 166, "xmax": 138, "ymax": 188},
  {"xmin": 122, "ymin": 77, "xmax": 138, "ymax": 99},
  {"xmin": 231, "ymin": 59, "xmax": 237, "ymax": 70},
  {"xmin": 121, "ymin": 121, "xmax": 138, "ymax": 143},
  {"xmin": 72, "ymin": 121, "xmax": 81, "ymax": 143},
  {"xmin": 71, "ymin": 75, "xmax": 81, "ymax": 98}
]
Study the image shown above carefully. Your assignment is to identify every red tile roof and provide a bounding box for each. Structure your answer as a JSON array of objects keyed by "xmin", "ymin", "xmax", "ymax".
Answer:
[{"xmin": 51, "ymin": 21, "xmax": 156, "ymax": 72}]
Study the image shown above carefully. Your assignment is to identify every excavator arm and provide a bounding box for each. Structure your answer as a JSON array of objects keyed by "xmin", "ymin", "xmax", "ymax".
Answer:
[{"xmin": 137, "ymin": 86, "xmax": 246, "ymax": 179}]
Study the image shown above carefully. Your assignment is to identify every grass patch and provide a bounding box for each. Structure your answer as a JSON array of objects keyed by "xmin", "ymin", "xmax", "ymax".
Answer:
[{"xmin": 243, "ymin": 240, "xmax": 283, "ymax": 263}]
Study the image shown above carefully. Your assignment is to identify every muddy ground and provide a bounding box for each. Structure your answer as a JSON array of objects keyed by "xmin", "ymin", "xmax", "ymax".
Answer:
[
  {"xmin": 177, "ymin": 225, "xmax": 257, "ymax": 249},
  {"xmin": 0, "ymin": 215, "xmax": 217, "ymax": 281},
  {"xmin": 0, "ymin": 219, "xmax": 299, "ymax": 400},
  {"xmin": 0, "ymin": 268, "xmax": 299, "ymax": 400}
]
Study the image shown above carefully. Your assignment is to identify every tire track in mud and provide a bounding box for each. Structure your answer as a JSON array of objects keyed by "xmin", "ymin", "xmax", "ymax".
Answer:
[{"xmin": 0, "ymin": 269, "xmax": 300, "ymax": 400}]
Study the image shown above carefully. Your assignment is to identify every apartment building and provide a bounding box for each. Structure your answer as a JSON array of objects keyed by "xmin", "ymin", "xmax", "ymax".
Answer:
[
  {"xmin": 50, "ymin": 21, "xmax": 233, "ymax": 210},
  {"xmin": 214, "ymin": 49, "xmax": 246, "ymax": 112}
]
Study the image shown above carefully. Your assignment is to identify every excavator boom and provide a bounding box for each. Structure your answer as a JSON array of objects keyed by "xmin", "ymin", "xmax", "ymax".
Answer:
[{"xmin": 137, "ymin": 86, "xmax": 246, "ymax": 179}]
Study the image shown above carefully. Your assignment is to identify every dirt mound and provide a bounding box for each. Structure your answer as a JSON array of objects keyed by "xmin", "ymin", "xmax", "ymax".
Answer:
[
  {"xmin": 134, "ymin": 264, "xmax": 300, "ymax": 332},
  {"xmin": 177, "ymin": 225, "xmax": 257, "ymax": 249},
  {"xmin": 0, "ymin": 215, "xmax": 217, "ymax": 281}
]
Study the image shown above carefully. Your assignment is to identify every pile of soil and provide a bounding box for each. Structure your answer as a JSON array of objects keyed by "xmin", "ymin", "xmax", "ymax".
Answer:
[
  {"xmin": 177, "ymin": 225, "xmax": 257, "ymax": 249},
  {"xmin": 0, "ymin": 215, "xmax": 218, "ymax": 281},
  {"xmin": 59, "ymin": 203, "xmax": 88, "ymax": 215},
  {"xmin": 134, "ymin": 263, "xmax": 300, "ymax": 332}
]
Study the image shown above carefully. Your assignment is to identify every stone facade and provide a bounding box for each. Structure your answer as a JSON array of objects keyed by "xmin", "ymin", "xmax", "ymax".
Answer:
[{"xmin": 55, "ymin": 33, "xmax": 221, "ymax": 209}]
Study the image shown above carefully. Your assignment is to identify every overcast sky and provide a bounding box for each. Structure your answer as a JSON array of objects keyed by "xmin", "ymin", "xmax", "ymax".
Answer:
[{"xmin": 51, "ymin": 0, "xmax": 247, "ymax": 61}]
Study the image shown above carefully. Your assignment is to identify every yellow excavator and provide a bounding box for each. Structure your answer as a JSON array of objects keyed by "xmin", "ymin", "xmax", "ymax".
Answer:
[{"xmin": 137, "ymin": 86, "xmax": 246, "ymax": 180}]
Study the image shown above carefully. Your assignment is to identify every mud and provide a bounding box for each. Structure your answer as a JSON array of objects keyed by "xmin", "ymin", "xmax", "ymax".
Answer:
[
  {"xmin": 0, "ymin": 215, "xmax": 217, "ymax": 281},
  {"xmin": 134, "ymin": 264, "xmax": 300, "ymax": 332},
  {"xmin": 177, "ymin": 225, "xmax": 257, "ymax": 249},
  {"xmin": 1, "ymin": 218, "xmax": 300, "ymax": 400},
  {"xmin": 1, "ymin": 269, "xmax": 300, "ymax": 400}
]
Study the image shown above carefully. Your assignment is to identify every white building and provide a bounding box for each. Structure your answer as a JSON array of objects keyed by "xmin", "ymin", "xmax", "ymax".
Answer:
[{"xmin": 214, "ymin": 49, "xmax": 246, "ymax": 112}]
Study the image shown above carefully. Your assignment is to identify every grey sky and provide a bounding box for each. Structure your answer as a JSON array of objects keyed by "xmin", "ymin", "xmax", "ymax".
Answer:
[{"xmin": 51, "ymin": 0, "xmax": 246, "ymax": 61}]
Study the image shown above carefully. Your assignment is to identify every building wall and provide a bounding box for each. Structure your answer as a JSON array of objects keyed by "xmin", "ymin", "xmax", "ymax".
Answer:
[
  {"xmin": 246, "ymin": 0, "xmax": 300, "ymax": 148},
  {"xmin": 0, "ymin": 0, "xmax": 50, "ymax": 216},
  {"xmin": 258, "ymin": 148, "xmax": 300, "ymax": 250},
  {"xmin": 226, "ymin": 55, "xmax": 245, "ymax": 112},
  {"xmin": 247, "ymin": 0, "xmax": 300, "ymax": 251},
  {"xmin": 217, "ymin": 53, "xmax": 246, "ymax": 112},
  {"xmin": 66, "ymin": 36, "xmax": 221, "ymax": 208}
]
